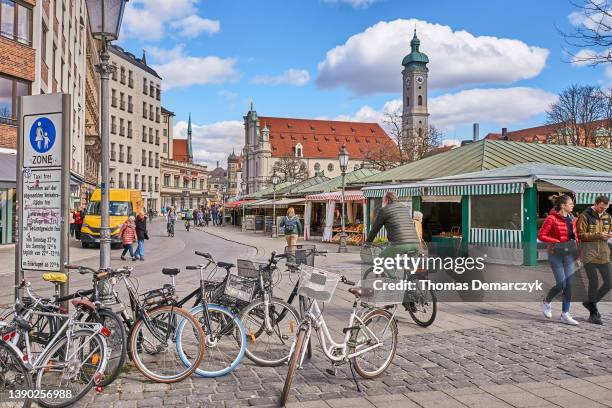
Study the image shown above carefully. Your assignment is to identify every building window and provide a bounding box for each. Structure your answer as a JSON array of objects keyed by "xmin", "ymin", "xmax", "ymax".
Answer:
[
  {"xmin": 192, "ymin": 179, "xmax": 196, "ymax": 189},
  {"xmin": 200, "ymin": 179, "xmax": 205, "ymax": 190},
  {"xmin": 294, "ymin": 143, "xmax": 303, "ymax": 158},
  {"xmin": 143, "ymin": 78, "xmax": 147, "ymax": 94},
  {"xmin": 418, "ymin": 95, "xmax": 423, "ymax": 106},
  {"xmin": 164, "ymin": 175, "xmax": 170, "ymax": 186},
  {"xmin": 41, "ymin": 23, "xmax": 48, "ymax": 61},
  {"xmin": 0, "ymin": 74, "xmax": 29, "ymax": 124},
  {"xmin": 174, "ymin": 175, "xmax": 179, "ymax": 187},
  {"xmin": 163, "ymin": 143, "xmax": 167, "ymax": 153},
  {"xmin": 0, "ymin": 0, "xmax": 32, "ymax": 45},
  {"xmin": 327, "ymin": 163, "xmax": 334, "ymax": 172},
  {"xmin": 183, "ymin": 178, "xmax": 189, "ymax": 189},
  {"xmin": 314, "ymin": 162, "xmax": 320, "ymax": 171}
]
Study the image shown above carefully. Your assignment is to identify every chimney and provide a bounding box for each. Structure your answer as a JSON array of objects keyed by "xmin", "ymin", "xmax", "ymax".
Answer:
[
  {"xmin": 473, "ymin": 123, "xmax": 479, "ymax": 141},
  {"xmin": 501, "ymin": 127, "xmax": 508, "ymax": 140},
  {"xmin": 216, "ymin": 161, "xmax": 219, "ymax": 168}
]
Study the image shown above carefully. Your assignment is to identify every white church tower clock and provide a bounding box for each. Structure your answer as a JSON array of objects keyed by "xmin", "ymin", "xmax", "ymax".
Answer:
[{"xmin": 402, "ymin": 30, "xmax": 429, "ymax": 147}]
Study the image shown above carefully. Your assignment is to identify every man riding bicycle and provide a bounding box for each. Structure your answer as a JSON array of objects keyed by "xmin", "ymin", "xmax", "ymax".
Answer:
[{"xmin": 365, "ymin": 191, "xmax": 422, "ymax": 309}]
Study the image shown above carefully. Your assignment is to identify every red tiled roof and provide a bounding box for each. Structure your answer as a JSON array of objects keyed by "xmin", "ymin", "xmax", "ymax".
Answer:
[
  {"xmin": 173, "ymin": 139, "xmax": 190, "ymax": 162},
  {"xmin": 259, "ymin": 116, "xmax": 395, "ymax": 159},
  {"xmin": 484, "ymin": 119, "xmax": 609, "ymax": 145}
]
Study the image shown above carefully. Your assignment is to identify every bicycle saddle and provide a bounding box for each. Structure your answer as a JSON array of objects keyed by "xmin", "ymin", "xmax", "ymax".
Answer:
[
  {"xmin": 42, "ymin": 272, "xmax": 68, "ymax": 284},
  {"xmin": 161, "ymin": 268, "xmax": 180, "ymax": 276},
  {"xmin": 348, "ymin": 287, "xmax": 374, "ymax": 298},
  {"xmin": 217, "ymin": 261, "xmax": 235, "ymax": 270}
]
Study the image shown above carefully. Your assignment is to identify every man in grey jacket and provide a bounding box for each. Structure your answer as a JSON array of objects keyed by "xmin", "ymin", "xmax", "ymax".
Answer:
[{"xmin": 366, "ymin": 191, "xmax": 421, "ymax": 278}]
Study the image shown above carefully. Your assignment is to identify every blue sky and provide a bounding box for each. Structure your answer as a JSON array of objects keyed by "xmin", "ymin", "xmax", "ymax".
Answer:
[{"xmin": 117, "ymin": 0, "xmax": 609, "ymax": 168}]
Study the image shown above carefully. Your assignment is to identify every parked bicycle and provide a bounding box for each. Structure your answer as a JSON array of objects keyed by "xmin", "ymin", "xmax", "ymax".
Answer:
[
  {"xmin": 280, "ymin": 265, "xmax": 398, "ymax": 406},
  {"xmin": 360, "ymin": 242, "xmax": 437, "ymax": 327},
  {"xmin": 63, "ymin": 265, "xmax": 206, "ymax": 383},
  {"xmin": 1, "ymin": 279, "xmax": 110, "ymax": 408}
]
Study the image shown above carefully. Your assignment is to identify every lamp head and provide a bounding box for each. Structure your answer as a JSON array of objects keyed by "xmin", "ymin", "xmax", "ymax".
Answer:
[{"xmin": 86, "ymin": 0, "xmax": 128, "ymax": 41}]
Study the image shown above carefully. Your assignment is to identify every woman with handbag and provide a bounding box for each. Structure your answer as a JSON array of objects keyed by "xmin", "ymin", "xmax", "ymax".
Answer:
[
  {"xmin": 135, "ymin": 212, "xmax": 148, "ymax": 261},
  {"xmin": 538, "ymin": 194, "xmax": 580, "ymax": 325}
]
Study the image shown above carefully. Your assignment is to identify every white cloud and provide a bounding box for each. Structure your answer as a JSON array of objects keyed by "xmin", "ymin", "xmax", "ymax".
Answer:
[
  {"xmin": 316, "ymin": 19, "xmax": 549, "ymax": 94},
  {"xmin": 122, "ymin": 0, "xmax": 219, "ymax": 41},
  {"xmin": 171, "ymin": 15, "xmax": 220, "ymax": 38},
  {"xmin": 252, "ymin": 69, "xmax": 311, "ymax": 86},
  {"xmin": 322, "ymin": 0, "xmax": 380, "ymax": 8},
  {"xmin": 148, "ymin": 45, "xmax": 240, "ymax": 90},
  {"xmin": 174, "ymin": 120, "xmax": 243, "ymax": 168},
  {"xmin": 442, "ymin": 139, "xmax": 460, "ymax": 147},
  {"xmin": 568, "ymin": 7, "xmax": 612, "ymax": 30},
  {"xmin": 333, "ymin": 87, "xmax": 557, "ymax": 131}
]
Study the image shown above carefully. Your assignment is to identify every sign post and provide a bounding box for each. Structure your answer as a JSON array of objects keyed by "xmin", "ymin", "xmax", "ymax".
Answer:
[{"xmin": 15, "ymin": 94, "xmax": 71, "ymax": 300}]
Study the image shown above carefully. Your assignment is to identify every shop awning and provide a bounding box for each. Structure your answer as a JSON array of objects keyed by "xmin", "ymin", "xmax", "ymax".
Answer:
[
  {"xmin": 425, "ymin": 182, "xmax": 525, "ymax": 196},
  {"xmin": 276, "ymin": 198, "xmax": 305, "ymax": 206},
  {"xmin": 362, "ymin": 185, "xmax": 421, "ymax": 198},
  {"xmin": 541, "ymin": 179, "xmax": 612, "ymax": 204},
  {"xmin": 306, "ymin": 191, "xmax": 365, "ymax": 202},
  {"xmin": 244, "ymin": 198, "xmax": 305, "ymax": 208}
]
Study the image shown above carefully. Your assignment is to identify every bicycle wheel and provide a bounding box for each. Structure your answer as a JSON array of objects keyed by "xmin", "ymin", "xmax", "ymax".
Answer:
[
  {"xmin": 407, "ymin": 286, "xmax": 437, "ymax": 327},
  {"xmin": 280, "ymin": 327, "xmax": 307, "ymax": 407},
  {"xmin": 177, "ymin": 304, "xmax": 245, "ymax": 377},
  {"xmin": 350, "ymin": 308, "xmax": 397, "ymax": 379},
  {"xmin": 240, "ymin": 298, "xmax": 299, "ymax": 367},
  {"xmin": 35, "ymin": 329, "xmax": 107, "ymax": 408},
  {"xmin": 0, "ymin": 342, "xmax": 33, "ymax": 408},
  {"xmin": 129, "ymin": 306, "xmax": 204, "ymax": 383},
  {"xmin": 85, "ymin": 308, "xmax": 127, "ymax": 386}
]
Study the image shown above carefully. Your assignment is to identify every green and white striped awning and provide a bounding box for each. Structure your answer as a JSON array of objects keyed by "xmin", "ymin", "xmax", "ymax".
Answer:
[
  {"xmin": 363, "ymin": 186, "xmax": 421, "ymax": 198},
  {"xmin": 541, "ymin": 179, "xmax": 612, "ymax": 205},
  {"xmin": 425, "ymin": 182, "xmax": 525, "ymax": 196}
]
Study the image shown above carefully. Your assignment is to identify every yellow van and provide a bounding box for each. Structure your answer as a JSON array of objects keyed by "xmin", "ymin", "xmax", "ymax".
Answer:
[{"xmin": 80, "ymin": 189, "xmax": 143, "ymax": 248}]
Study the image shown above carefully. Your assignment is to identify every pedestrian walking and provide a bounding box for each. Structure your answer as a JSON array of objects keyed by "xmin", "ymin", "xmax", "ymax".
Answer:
[
  {"xmin": 538, "ymin": 194, "xmax": 580, "ymax": 325},
  {"xmin": 280, "ymin": 207, "xmax": 302, "ymax": 248},
  {"xmin": 74, "ymin": 209, "xmax": 83, "ymax": 240},
  {"xmin": 167, "ymin": 207, "xmax": 177, "ymax": 237},
  {"xmin": 197, "ymin": 210, "xmax": 204, "ymax": 227},
  {"xmin": 577, "ymin": 195, "xmax": 612, "ymax": 325},
  {"xmin": 135, "ymin": 212, "xmax": 148, "ymax": 261},
  {"xmin": 119, "ymin": 216, "xmax": 138, "ymax": 261},
  {"xmin": 205, "ymin": 208, "xmax": 211, "ymax": 226},
  {"xmin": 69, "ymin": 209, "xmax": 75, "ymax": 237},
  {"xmin": 219, "ymin": 207, "xmax": 224, "ymax": 226},
  {"xmin": 212, "ymin": 206, "xmax": 218, "ymax": 226}
]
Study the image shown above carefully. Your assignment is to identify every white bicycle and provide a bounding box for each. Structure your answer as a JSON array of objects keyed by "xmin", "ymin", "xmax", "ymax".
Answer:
[{"xmin": 280, "ymin": 265, "xmax": 398, "ymax": 406}]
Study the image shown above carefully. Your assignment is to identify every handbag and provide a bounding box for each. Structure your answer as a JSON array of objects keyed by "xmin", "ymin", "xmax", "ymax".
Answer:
[
  {"xmin": 552, "ymin": 240, "xmax": 578, "ymax": 256},
  {"xmin": 144, "ymin": 231, "xmax": 149, "ymax": 240}
]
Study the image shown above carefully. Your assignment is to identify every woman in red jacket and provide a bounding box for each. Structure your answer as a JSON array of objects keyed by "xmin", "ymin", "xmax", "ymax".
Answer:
[
  {"xmin": 119, "ymin": 216, "xmax": 138, "ymax": 261},
  {"xmin": 538, "ymin": 194, "xmax": 579, "ymax": 325}
]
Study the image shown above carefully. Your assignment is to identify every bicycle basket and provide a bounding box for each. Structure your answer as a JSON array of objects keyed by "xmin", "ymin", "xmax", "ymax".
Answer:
[
  {"xmin": 237, "ymin": 259, "xmax": 267, "ymax": 278},
  {"xmin": 285, "ymin": 244, "xmax": 316, "ymax": 266},
  {"xmin": 358, "ymin": 278, "xmax": 406, "ymax": 307},
  {"xmin": 297, "ymin": 265, "xmax": 340, "ymax": 302},
  {"xmin": 224, "ymin": 274, "xmax": 256, "ymax": 303}
]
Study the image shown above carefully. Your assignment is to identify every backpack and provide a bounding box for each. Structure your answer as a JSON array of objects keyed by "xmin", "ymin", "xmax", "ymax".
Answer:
[{"xmin": 284, "ymin": 216, "xmax": 297, "ymax": 234}]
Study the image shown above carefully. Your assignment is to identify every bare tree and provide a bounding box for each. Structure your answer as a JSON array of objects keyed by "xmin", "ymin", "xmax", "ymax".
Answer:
[
  {"xmin": 272, "ymin": 155, "xmax": 309, "ymax": 183},
  {"xmin": 364, "ymin": 108, "xmax": 442, "ymax": 170},
  {"xmin": 563, "ymin": 0, "xmax": 612, "ymax": 65},
  {"xmin": 597, "ymin": 87, "xmax": 612, "ymax": 147},
  {"xmin": 546, "ymin": 84, "xmax": 605, "ymax": 146}
]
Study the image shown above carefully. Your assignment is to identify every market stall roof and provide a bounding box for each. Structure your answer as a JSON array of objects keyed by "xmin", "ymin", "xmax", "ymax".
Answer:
[
  {"xmin": 273, "ymin": 176, "xmax": 329, "ymax": 196},
  {"xmin": 243, "ymin": 198, "xmax": 305, "ymax": 208},
  {"xmin": 354, "ymin": 139, "xmax": 612, "ymax": 185},
  {"xmin": 306, "ymin": 191, "xmax": 365, "ymax": 202},
  {"xmin": 362, "ymin": 163, "xmax": 612, "ymax": 199},
  {"xmin": 225, "ymin": 199, "xmax": 255, "ymax": 208},
  {"xmin": 297, "ymin": 168, "xmax": 380, "ymax": 195},
  {"xmin": 242, "ymin": 181, "xmax": 293, "ymax": 199}
]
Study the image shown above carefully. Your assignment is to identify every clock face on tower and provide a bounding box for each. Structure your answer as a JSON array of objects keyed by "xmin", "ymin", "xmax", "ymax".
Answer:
[{"xmin": 416, "ymin": 75, "xmax": 424, "ymax": 84}]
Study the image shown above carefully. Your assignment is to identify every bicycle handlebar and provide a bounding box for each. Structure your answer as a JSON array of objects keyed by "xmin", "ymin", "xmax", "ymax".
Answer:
[
  {"xmin": 186, "ymin": 265, "xmax": 199, "ymax": 270},
  {"xmin": 340, "ymin": 276, "xmax": 356, "ymax": 286},
  {"xmin": 195, "ymin": 251, "xmax": 212, "ymax": 259}
]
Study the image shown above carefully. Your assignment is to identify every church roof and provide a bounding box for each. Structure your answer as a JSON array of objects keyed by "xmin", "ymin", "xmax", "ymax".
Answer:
[
  {"xmin": 173, "ymin": 139, "xmax": 190, "ymax": 162},
  {"xmin": 402, "ymin": 30, "xmax": 429, "ymax": 66},
  {"xmin": 258, "ymin": 116, "xmax": 395, "ymax": 160}
]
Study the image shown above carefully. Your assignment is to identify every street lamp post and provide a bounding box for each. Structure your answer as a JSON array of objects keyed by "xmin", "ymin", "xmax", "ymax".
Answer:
[
  {"xmin": 271, "ymin": 172, "xmax": 279, "ymax": 238},
  {"xmin": 86, "ymin": 0, "xmax": 128, "ymax": 270},
  {"xmin": 338, "ymin": 144, "xmax": 349, "ymax": 253},
  {"xmin": 241, "ymin": 180, "xmax": 246, "ymax": 231}
]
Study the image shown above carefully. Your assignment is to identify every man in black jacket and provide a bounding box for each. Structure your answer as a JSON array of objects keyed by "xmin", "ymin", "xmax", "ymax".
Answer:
[{"xmin": 135, "ymin": 213, "xmax": 148, "ymax": 261}]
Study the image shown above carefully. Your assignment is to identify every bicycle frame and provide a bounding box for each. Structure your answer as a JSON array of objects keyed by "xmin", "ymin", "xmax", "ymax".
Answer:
[{"xmin": 295, "ymin": 299, "xmax": 396, "ymax": 368}]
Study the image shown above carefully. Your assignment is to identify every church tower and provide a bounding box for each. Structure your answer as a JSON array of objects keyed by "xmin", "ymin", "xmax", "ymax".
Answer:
[{"xmin": 402, "ymin": 30, "xmax": 429, "ymax": 147}]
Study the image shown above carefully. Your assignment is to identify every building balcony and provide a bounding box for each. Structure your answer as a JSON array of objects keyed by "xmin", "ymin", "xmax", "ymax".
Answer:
[
  {"xmin": 110, "ymin": 151, "xmax": 116, "ymax": 161},
  {"xmin": 111, "ymin": 124, "xmax": 117, "ymax": 134},
  {"xmin": 127, "ymin": 103, "xmax": 133, "ymax": 113},
  {"xmin": 119, "ymin": 126, "xmax": 125, "ymax": 136},
  {"xmin": 127, "ymin": 154, "xmax": 132, "ymax": 164},
  {"xmin": 118, "ymin": 153, "xmax": 125, "ymax": 162}
]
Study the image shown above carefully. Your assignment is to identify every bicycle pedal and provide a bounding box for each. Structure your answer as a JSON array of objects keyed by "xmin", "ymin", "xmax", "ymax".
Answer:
[{"xmin": 325, "ymin": 367, "xmax": 336, "ymax": 376}]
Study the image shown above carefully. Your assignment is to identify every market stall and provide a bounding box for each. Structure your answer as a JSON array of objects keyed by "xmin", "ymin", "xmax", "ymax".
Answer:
[{"xmin": 304, "ymin": 191, "xmax": 366, "ymax": 244}]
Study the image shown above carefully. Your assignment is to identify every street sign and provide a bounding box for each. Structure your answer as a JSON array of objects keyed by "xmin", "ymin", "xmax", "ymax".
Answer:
[{"xmin": 15, "ymin": 94, "xmax": 71, "ymax": 299}]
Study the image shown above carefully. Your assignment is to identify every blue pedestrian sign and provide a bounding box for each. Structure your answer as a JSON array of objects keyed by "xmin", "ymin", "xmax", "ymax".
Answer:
[{"xmin": 29, "ymin": 117, "xmax": 56, "ymax": 153}]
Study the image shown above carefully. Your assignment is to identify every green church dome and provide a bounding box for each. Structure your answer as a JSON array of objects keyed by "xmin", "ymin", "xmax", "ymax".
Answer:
[{"xmin": 402, "ymin": 30, "xmax": 429, "ymax": 66}]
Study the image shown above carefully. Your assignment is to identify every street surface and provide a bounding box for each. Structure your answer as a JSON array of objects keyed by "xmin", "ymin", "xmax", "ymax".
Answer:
[{"xmin": 0, "ymin": 219, "xmax": 611, "ymax": 407}]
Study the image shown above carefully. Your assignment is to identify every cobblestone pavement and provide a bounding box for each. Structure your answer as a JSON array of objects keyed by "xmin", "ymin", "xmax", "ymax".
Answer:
[{"xmin": 72, "ymin": 319, "xmax": 612, "ymax": 407}]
